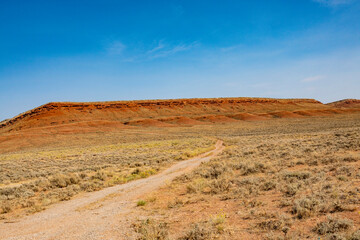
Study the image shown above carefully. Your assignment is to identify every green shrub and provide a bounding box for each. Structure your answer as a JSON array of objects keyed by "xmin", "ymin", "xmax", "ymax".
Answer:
[{"xmin": 137, "ymin": 200, "xmax": 146, "ymax": 206}]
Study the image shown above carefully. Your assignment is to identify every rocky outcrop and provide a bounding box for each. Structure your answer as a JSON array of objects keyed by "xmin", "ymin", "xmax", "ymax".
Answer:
[{"xmin": 0, "ymin": 97, "xmax": 330, "ymax": 132}]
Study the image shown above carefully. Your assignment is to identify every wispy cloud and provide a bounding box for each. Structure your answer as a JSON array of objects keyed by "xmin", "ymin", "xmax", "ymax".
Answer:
[
  {"xmin": 313, "ymin": 0, "xmax": 354, "ymax": 7},
  {"xmin": 301, "ymin": 75, "xmax": 325, "ymax": 82},
  {"xmin": 107, "ymin": 41, "xmax": 126, "ymax": 55},
  {"xmin": 146, "ymin": 41, "xmax": 165, "ymax": 54},
  {"xmin": 119, "ymin": 41, "xmax": 198, "ymax": 62},
  {"xmin": 148, "ymin": 42, "xmax": 197, "ymax": 59}
]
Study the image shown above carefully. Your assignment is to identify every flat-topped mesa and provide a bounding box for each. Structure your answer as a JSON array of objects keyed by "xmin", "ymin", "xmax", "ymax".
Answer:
[
  {"xmin": 33, "ymin": 97, "xmax": 322, "ymax": 109},
  {"xmin": 0, "ymin": 97, "xmax": 325, "ymax": 132}
]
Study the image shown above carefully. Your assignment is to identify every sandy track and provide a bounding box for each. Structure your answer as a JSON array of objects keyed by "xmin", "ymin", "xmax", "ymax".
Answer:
[{"xmin": 0, "ymin": 140, "xmax": 224, "ymax": 240}]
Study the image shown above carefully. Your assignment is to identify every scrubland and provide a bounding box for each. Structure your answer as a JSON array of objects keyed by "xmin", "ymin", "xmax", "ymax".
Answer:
[
  {"xmin": 132, "ymin": 114, "xmax": 360, "ymax": 240},
  {"xmin": 1, "ymin": 112, "xmax": 359, "ymax": 240},
  {"xmin": 0, "ymin": 137, "xmax": 215, "ymax": 218}
]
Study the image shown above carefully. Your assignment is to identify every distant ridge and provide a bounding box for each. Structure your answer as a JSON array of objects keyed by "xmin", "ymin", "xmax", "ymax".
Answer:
[
  {"xmin": 0, "ymin": 97, "xmax": 359, "ymax": 133},
  {"xmin": 0, "ymin": 97, "xmax": 322, "ymax": 131},
  {"xmin": 327, "ymin": 99, "xmax": 360, "ymax": 108}
]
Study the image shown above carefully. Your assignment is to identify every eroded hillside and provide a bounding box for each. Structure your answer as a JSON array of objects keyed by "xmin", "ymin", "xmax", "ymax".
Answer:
[
  {"xmin": 0, "ymin": 97, "xmax": 345, "ymax": 132},
  {"xmin": 0, "ymin": 97, "xmax": 359, "ymax": 154}
]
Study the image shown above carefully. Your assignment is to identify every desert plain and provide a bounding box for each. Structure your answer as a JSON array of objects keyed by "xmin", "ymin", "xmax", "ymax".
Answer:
[{"xmin": 0, "ymin": 97, "xmax": 359, "ymax": 240}]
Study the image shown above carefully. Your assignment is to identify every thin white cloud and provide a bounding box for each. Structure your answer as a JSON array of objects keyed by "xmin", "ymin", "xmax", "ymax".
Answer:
[
  {"xmin": 148, "ymin": 42, "xmax": 197, "ymax": 59},
  {"xmin": 147, "ymin": 41, "xmax": 165, "ymax": 54},
  {"xmin": 107, "ymin": 41, "xmax": 126, "ymax": 55},
  {"xmin": 116, "ymin": 41, "xmax": 198, "ymax": 62},
  {"xmin": 313, "ymin": 0, "xmax": 354, "ymax": 7},
  {"xmin": 301, "ymin": 75, "xmax": 325, "ymax": 82}
]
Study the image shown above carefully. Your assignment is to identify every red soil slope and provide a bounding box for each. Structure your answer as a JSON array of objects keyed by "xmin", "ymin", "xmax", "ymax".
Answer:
[
  {"xmin": 0, "ymin": 97, "xmax": 359, "ymax": 135},
  {"xmin": 158, "ymin": 117, "xmax": 206, "ymax": 125},
  {"xmin": 124, "ymin": 119, "xmax": 174, "ymax": 127},
  {"xmin": 0, "ymin": 98, "xmax": 325, "ymax": 132},
  {"xmin": 0, "ymin": 97, "xmax": 359, "ymax": 154},
  {"xmin": 195, "ymin": 115, "xmax": 239, "ymax": 123},
  {"xmin": 327, "ymin": 99, "xmax": 360, "ymax": 108},
  {"xmin": 230, "ymin": 113, "xmax": 270, "ymax": 121}
]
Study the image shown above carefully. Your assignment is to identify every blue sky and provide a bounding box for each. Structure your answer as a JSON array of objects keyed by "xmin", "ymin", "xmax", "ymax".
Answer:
[{"xmin": 1, "ymin": 0, "xmax": 360, "ymax": 120}]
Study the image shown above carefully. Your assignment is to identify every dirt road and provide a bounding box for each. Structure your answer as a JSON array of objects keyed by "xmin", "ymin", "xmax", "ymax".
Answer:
[{"xmin": 0, "ymin": 140, "xmax": 224, "ymax": 240}]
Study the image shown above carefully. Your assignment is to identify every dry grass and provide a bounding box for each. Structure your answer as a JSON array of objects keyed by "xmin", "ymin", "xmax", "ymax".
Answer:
[
  {"xmin": 134, "ymin": 114, "xmax": 360, "ymax": 239},
  {"xmin": 133, "ymin": 218, "xmax": 169, "ymax": 240},
  {"xmin": 1, "ymin": 112, "xmax": 360, "ymax": 239},
  {"xmin": 133, "ymin": 212, "xmax": 227, "ymax": 240},
  {"xmin": 0, "ymin": 137, "xmax": 215, "ymax": 218}
]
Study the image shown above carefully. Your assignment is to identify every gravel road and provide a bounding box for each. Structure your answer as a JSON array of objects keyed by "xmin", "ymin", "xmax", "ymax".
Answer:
[{"xmin": 0, "ymin": 140, "xmax": 224, "ymax": 240}]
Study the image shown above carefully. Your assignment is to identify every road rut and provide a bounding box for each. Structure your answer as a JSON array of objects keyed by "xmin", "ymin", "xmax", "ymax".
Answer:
[{"xmin": 0, "ymin": 140, "xmax": 224, "ymax": 240}]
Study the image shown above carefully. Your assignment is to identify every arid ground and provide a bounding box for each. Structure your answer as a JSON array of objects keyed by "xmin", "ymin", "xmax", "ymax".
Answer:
[{"xmin": 0, "ymin": 97, "xmax": 359, "ymax": 240}]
